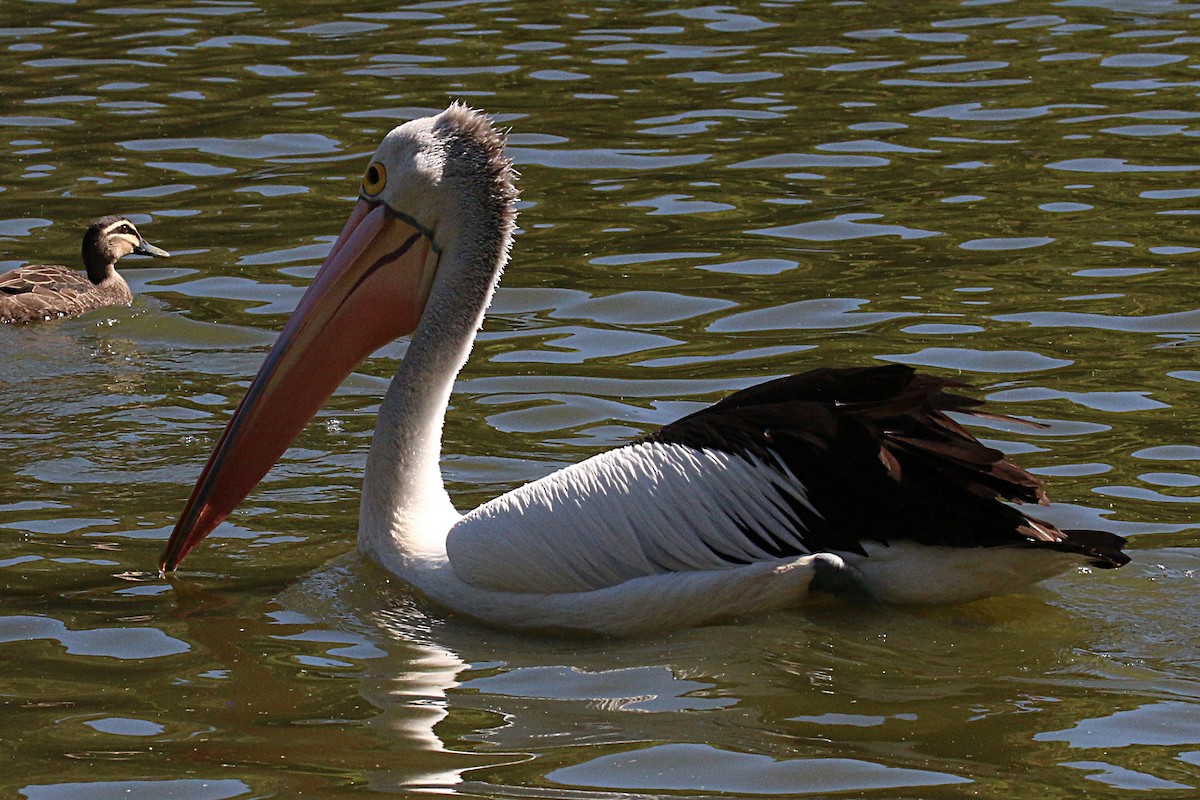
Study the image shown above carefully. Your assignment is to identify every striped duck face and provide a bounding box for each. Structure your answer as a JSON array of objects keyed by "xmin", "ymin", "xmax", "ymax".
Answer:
[{"xmin": 82, "ymin": 215, "xmax": 170, "ymax": 281}]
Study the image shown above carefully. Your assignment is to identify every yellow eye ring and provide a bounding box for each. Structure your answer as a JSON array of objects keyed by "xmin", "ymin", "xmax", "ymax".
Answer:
[{"xmin": 362, "ymin": 161, "xmax": 387, "ymax": 195}]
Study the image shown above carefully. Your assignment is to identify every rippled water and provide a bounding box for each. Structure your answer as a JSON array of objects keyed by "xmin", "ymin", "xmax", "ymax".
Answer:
[{"xmin": 1, "ymin": 0, "xmax": 1199, "ymax": 797}]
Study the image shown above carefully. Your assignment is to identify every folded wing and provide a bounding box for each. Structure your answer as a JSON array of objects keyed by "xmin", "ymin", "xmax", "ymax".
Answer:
[{"xmin": 445, "ymin": 364, "xmax": 1127, "ymax": 595}]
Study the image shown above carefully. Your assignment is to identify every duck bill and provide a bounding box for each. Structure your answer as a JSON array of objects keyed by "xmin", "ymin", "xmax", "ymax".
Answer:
[
  {"xmin": 135, "ymin": 238, "xmax": 170, "ymax": 258},
  {"xmin": 159, "ymin": 199, "xmax": 438, "ymax": 571}
]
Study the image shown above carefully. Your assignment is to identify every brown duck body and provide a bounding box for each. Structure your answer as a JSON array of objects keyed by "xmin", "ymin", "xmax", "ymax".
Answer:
[
  {"xmin": 0, "ymin": 263, "xmax": 133, "ymax": 323},
  {"xmin": 0, "ymin": 215, "xmax": 168, "ymax": 324}
]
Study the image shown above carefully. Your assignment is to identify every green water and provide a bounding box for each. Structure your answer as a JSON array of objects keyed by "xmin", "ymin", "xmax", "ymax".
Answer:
[{"xmin": 1, "ymin": 0, "xmax": 1198, "ymax": 797}]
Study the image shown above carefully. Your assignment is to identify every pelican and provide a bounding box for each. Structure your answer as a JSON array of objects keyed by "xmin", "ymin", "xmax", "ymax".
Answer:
[
  {"xmin": 160, "ymin": 104, "xmax": 1128, "ymax": 635},
  {"xmin": 0, "ymin": 216, "xmax": 169, "ymax": 324}
]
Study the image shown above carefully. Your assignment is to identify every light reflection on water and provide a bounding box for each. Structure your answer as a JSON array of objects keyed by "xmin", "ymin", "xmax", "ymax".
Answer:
[{"xmin": 1, "ymin": 0, "xmax": 1199, "ymax": 797}]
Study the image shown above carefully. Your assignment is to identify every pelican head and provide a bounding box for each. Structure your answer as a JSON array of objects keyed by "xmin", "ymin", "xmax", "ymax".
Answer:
[{"xmin": 160, "ymin": 103, "xmax": 516, "ymax": 572}]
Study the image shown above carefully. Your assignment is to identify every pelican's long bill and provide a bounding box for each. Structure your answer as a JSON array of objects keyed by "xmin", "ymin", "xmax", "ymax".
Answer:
[
  {"xmin": 152, "ymin": 105, "xmax": 1131, "ymax": 634},
  {"xmin": 159, "ymin": 199, "xmax": 439, "ymax": 571}
]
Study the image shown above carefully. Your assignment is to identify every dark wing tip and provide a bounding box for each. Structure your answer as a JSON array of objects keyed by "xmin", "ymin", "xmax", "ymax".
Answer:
[
  {"xmin": 638, "ymin": 364, "xmax": 1126, "ymax": 558},
  {"xmin": 1059, "ymin": 528, "xmax": 1131, "ymax": 568}
]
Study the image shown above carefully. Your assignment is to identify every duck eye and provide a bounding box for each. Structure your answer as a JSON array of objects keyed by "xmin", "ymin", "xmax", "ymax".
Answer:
[{"xmin": 362, "ymin": 162, "xmax": 387, "ymax": 196}]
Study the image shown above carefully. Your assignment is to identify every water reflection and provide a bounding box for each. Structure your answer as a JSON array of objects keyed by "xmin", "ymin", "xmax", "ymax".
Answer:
[
  {"xmin": 21, "ymin": 779, "xmax": 252, "ymax": 800},
  {"xmin": 254, "ymin": 555, "xmax": 1200, "ymax": 797},
  {"xmin": 547, "ymin": 744, "xmax": 971, "ymax": 795}
]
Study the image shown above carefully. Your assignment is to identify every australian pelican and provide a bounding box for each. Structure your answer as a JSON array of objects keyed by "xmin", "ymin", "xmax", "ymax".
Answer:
[{"xmin": 159, "ymin": 104, "xmax": 1128, "ymax": 635}]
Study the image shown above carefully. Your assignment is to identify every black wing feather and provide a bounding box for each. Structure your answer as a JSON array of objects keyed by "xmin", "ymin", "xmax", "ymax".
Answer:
[{"xmin": 640, "ymin": 364, "xmax": 1128, "ymax": 568}]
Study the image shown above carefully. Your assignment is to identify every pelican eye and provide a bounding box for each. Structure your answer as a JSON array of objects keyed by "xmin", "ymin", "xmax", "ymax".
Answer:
[{"xmin": 362, "ymin": 162, "xmax": 387, "ymax": 196}]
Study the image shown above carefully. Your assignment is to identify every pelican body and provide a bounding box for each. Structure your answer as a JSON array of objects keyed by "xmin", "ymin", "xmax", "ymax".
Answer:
[
  {"xmin": 0, "ymin": 215, "xmax": 169, "ymax": 324},
  {"xmin": 160, "ymin": 105, "xmax": 1127, "ymax": 635}
]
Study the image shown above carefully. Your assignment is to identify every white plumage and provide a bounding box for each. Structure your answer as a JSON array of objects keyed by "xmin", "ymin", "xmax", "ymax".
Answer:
[{"xmin": 448, "ymin": 442, "xmax": 819, "ymax": 593}]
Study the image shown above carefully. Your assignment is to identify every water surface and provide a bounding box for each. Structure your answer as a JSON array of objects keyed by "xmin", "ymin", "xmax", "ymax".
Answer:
[{"xmin": 1, "ymin": 0, "xmax": 1198, "ymax": 797}]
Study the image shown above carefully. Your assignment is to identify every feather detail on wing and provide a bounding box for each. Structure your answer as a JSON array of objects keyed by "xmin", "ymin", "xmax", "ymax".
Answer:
[
  {"xmin": 0, "ymin": 264, "xmax": 121, "ymax": 323},
  {"xmin": 444, "ymin": 364, "xmax": 1127, "ymax": 596},
  {"xmin": 446, "ymin": 441, "xmax": 820, "ymax": 594},
  {"xmin": 0, "ymin": 264, "xmax": 92, "ymax": 296},
  {"xmin": 644, "ymin": 364, "xmax": 1127, "ymax": 563}
]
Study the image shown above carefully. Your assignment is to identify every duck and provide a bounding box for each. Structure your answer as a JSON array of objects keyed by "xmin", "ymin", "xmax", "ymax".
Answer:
[
  {"xmin": 159, "ymin": 104, "xmax": 1128, "ymax": 636},
  {"xmin": 0, "ymin": 215, "xmax": 169, "ymax": 324}
]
